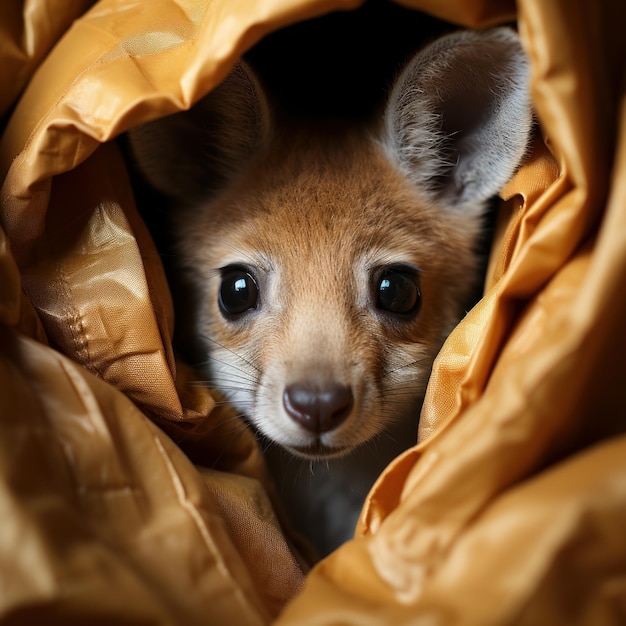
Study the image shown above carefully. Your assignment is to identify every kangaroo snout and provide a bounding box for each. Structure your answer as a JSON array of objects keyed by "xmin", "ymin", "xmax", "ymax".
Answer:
[{"xmin": 283, "ymin": 382, "xmax": 354, "ymax": 434}]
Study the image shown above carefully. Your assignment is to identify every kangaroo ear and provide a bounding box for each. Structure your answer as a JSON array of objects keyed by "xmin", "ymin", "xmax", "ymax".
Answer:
[
  {"xmin": 384, "ymin": 28, "xmax": 532, "ymax": 211},
  {"xmin": 128, "ymin": 60, "xmax": 270, "ymax": 203}
]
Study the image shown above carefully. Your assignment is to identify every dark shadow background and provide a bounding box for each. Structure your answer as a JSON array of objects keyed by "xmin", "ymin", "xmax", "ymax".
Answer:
[{"xmin": 247, "ymin": 1, "xmax": 450, "ymax": 119}]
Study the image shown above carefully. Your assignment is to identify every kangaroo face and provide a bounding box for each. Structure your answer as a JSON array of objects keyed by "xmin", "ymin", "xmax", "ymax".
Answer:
[
  {"xmin": 175, "ymin": 129, "xmax": 481, "ymax": 457},
  {"xmin": 129, "ymin": 27, "xmax": 532, "ymax": 460}
]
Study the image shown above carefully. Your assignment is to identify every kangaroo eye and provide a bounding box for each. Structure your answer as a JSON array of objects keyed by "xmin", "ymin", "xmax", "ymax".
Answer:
[
  {"xmin": 375, "ymin": 267, "xmax": 421, "ymax": 316},
  {"xmin": 218, "ymin": 267, "xmax": 259, "ymax": 318}
]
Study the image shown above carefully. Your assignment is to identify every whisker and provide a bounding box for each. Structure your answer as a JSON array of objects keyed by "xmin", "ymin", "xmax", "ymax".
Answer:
[
  {"xmin": 209, "ymin": 383, "xmax": 256, "ymax": 392},
  {"xmin": 200, "ymin": 334, "xmax": 262, "ymax": 374},
  {"xmin": 199, "ymin": 354, "xmax": 260, "ymax": 385},
  {"xmin": 383, "ymin": 385, "xmax": 428, "ymax": 397},
  {"xmin": 204, "ymin": 372, "xmax": 258, "ymax": 389},
  {"xmin": 382, "ymin": 390, "xmax": 428, "ymax": 403},
  {"xmin": 210, "ymin": 400, "xmax": 243, "ymax": 408},
  {"xmin": 200, "ymin": 362, "xmax": 259, "ymax": 386},
  {"xmin": 383, "ymin": 356, "xmax": 432, "ymax": 379}
]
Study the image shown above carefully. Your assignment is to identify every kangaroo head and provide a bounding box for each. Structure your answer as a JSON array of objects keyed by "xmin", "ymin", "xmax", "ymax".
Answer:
[{"xmin": 129, "ymin": 28, "xmax": 532, "ymax": 458}]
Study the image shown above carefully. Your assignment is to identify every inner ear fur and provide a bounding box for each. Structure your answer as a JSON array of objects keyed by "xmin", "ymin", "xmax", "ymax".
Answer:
[
  {"xmin": 128, "ymin": 60, "xmax": 270, "ymax": 204},
  {"xmin": 384, "ymin": 27, "xmax": 532, "ymax": 211}
]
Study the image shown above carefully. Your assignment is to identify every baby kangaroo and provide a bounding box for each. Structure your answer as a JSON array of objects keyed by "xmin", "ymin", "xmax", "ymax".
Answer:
[{"xmin": 129, "ymin": 27, "xmax": 532, "ymax": 557}]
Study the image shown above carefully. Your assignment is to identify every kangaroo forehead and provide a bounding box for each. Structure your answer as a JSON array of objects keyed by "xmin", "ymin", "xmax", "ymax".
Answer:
[{"xmin": 210, "ymin": 164, "xmax": 439, "ymax": 240}]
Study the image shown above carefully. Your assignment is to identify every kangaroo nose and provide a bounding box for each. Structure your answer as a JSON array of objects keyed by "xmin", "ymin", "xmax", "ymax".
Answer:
[{"xmin": 283, "ymin": 383, "xmax": 354, "ymax": 433}]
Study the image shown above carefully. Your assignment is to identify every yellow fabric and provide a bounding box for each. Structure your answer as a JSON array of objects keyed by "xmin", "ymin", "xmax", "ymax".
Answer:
[{"xmin": 1, "ymin": 0, "xmax": 625, "ymax": 623}]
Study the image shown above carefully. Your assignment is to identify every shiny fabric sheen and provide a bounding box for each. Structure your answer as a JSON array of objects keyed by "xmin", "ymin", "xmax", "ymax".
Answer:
[{"xmin": 1, "ymin": 0, "xmax": 625, "ymax": 623}]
